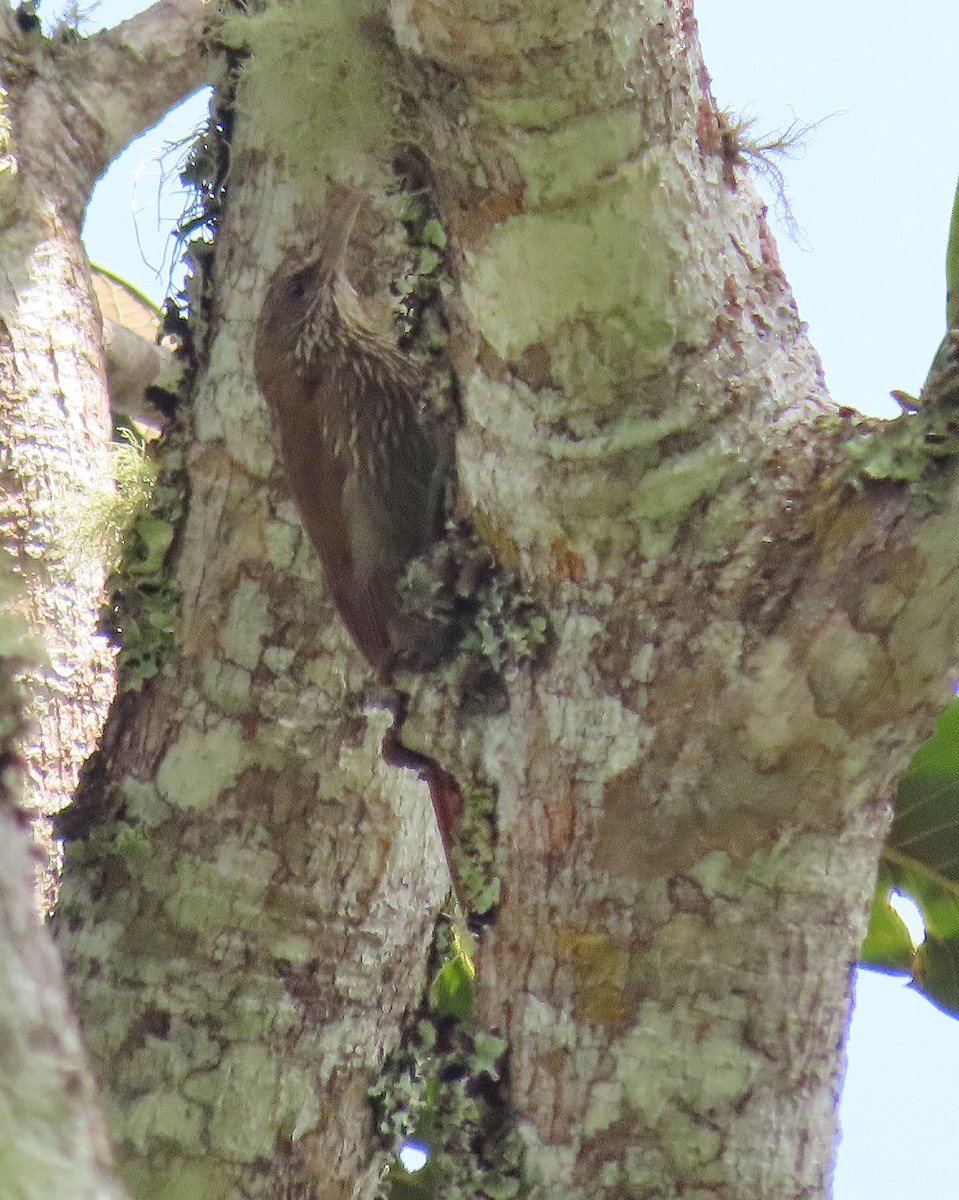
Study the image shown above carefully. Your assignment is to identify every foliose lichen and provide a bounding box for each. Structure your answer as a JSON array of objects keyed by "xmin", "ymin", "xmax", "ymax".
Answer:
[
  {"xmin": 370, "ymin": 915, "xmax": 527, "ymax": 1199},
  {"xmin": 846, "ymin": 330, "xmax": 959, "ymax": 505},
  {"xmin": 451, "ymin": 786, "xmax": 501, "ymax": 919},
  {"xmin": 398, "ymin": 522, "xmax": 552, "ymax": 709},
  {"xmin": 100, "ymin": 455, "xmax": 184, "ymax": 692}
]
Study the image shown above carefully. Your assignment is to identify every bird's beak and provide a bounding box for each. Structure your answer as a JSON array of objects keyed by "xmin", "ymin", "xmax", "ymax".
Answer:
[{"xmin": 313, "ymin": 187, "xmax": 365, "ymax": 280}]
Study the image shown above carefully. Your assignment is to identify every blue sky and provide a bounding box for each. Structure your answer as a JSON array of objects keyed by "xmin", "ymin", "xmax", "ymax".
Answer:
[
  {"xmin": 697, "ymin": 0, "xmax": 959, "ymax": 421},
  {"xmin": 80, "ymin": 2, "xmax": 959, "ymax": 1196}
]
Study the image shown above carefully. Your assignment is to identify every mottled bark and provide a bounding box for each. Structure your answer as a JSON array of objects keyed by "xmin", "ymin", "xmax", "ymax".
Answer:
[
  {"xmin": 394, "ymin": 1, "xmax": 956, "ymax": 1196},
  {"xmin": 55, "ymin": 110, "xmax": 451, "ymax": 1200},
  {"xmin": 0, "ymin": 789, "xmax": 124, "ymax": 1200},
  {"xmin": 0, "ymin": 581, "xmax": 121, "ymax": 1199},
  {"xmin": 0, "ymin": 1, "xmax": 209, "ymax": 1195},
  {"xmin": 49, "ymin": 2, "xmax": 959, "ymax": 1200},
  {"xmin": 0, "ymin": 0, "xmax": 211, "ymax": 846}
]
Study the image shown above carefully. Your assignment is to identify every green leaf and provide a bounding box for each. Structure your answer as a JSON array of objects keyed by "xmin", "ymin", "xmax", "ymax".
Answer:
[
  {"xmin": 128, "ymin": 517, "xmax": 175, "ymax": 576},
  {"xmin": 946, "ymin": 174, "xmax": 959, "ymax": 328},
  {"xmin": 421, "ymin": 218, "xmax": 447, "ymax": 249},
  {"xmin": 472, "ymin": 1031, "xmax": 508, "ymax": 1080},
  {"xmin": 861, "ymin": 699, "xmax": 959, "ymax": 1016},
  {"xmin": 914, "ymin": 935, "xmax": 959, "ymax": 1017},
  {"xmin": 91, "ymin": 263, "xmax": 163, "ymax": 335},
  {"xmin": 859, "ymin": 873, "xmax": 914, "ymax": 975},
  {"xmin": 417, "ymin": 247, "xmax": 442, "ymax": 275},
  {"xmin": 430, "ymin": 951, "xmax": 475, "ymax": 1022},
  {"xmin": 891, "ymin": 701, "xmax": 959, "ymax": 886}
]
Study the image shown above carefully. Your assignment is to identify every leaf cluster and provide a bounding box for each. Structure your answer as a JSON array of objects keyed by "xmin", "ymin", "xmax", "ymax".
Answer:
[
  {"xmin": 862, "ymin": 699, "xmax": 959, "ymax": 1017},
  {"xmin": 100, "ymin": 440, "xmax": 183, "ymax": 692},
  {"xmin": 372, "ymin": 916, "xmax": 526, "ymax": 1200},
  {"xmin": 393, "ymin": 179, "xmax": 453, "ymax": 355}
]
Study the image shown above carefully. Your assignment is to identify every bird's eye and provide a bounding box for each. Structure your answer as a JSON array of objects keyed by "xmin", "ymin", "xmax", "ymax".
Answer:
[{"xmin": 286, "ymin": 276, "xmax": 309, "ymax": 301}]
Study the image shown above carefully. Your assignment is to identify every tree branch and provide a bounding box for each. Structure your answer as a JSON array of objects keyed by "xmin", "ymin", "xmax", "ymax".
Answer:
[{"xmin": 71, "ymin": 0, "xmax": 212, "ymax": 171}]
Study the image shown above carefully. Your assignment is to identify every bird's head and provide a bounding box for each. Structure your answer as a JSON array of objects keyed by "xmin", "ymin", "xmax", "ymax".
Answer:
[{"xmin": 254, "ymin": 188, "xmax": 364, "ymax": 387}]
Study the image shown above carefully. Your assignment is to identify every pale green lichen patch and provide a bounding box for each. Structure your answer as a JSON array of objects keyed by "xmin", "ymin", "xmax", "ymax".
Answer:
[
  {"xmin": 521, "ymin": 993, "xmax": 577, "ymax": 1046},
  {"xmin": 738, "ymin": 638, "xmax": 844, "ymax": 770},
  {"xmin": 517, "ymin": 1130, "xmax": 576, "ymax": 1193},
  {"xmin": 219, "ymin": 578, "xmax": 271, "ymax": 671},
  {"xmin": 539, "ymin": 676, "xmax": 644, "ymax": 777},
  {"xmin": 627, "ymin": 443, "xmax": 746, "ymax": 557},
  {"xmin": 262, "ymin": 644, "xmax": 296, "ymax": 675},
  {"xmin": 478, "ymin": 92, "xmax": 580, "ymax": 130},
  {"xmin": 805, "ymin": 618, "xmax": 886, "ymax": 721},
  {"xmin": 264, "ymin": 518, "xmax": 299, "ymax": 570},
  {"xmin": 507, "ymin": 109, "xmax": 650, "ymax": 210},
  {"xmin": 303, "ymin": 648, "xmax": 352, "ymax": 692},
  {"xmin": 192, "ymin": 374, "xmax": 275, "ymax": 475},
  {"xmin": 118, "ymin": 1019, "xmax": 221, "ymax": 1095},
  {"xmin": 534, "ymin": 318, "xmax": 698, "ymax": 474},
  {"xmin": 167, "ymin": 836, "xmax": 281, "ymax": 937},
  {"xmin": 109, "ymin": 821, "xmax": 154, "ymax": 865},
  {"xmin": 200, "ymin": 1044, "xmax": 319, "ymax": 1161},
  {"xmin": 118, "ymin": 1156, "xmax": 234, "ymax": 1200},
  {"xmin": 889, "ymin": 506, "xmax": 959, "ymax": 703},
  {"xmin": 615, "ymin": 998, "xmax": 756, "ymax": 1123},
  {"xmin": 691, "ymin": 484, "xmax": 753, "ymax": 560},
  {"xmin": 51, "ymin": 911, "xmax": 126, "ymax": 978},
  {"xmin": 226, "ymin": 0, "xmax": 394, "ymax": 183},
  {"xmin": 200, "ymin": 660, "xmax": 254, "ymax": 715},
  {"xmin": 80, "ymin": 993, "xmax": 142, "ymax": 1089},
  {"xmin": 120, "ymin": 777, "xmax": 172, "ymax": 829},
  {"xmin": 270, "ymin": 932, "xmax": 316, "ymax": 963},
  {"xmin": 545, "ymin": 401, "xmax": 703, "ymax": 462},
  {"xmin": 583, "ymin": 1079, "xmax": 624, "ymax": 1138},
  {"xmin": 338, "ymin": 703, "xmax": 394, "ymax": 783},
  {"xmin": 630, "ymin": 445, "xmax": 736, "ymax": 524},
  {"xmin": 157, "ymin": 723, "xmax": 249, "ymax": 812},
  {"xmin": 125, "ymin": 1090, "xmax": 206, "ymax": 1155},
  {"xmin": 462, "ymin": 166, "xmax": 684, "ymax": 362}
]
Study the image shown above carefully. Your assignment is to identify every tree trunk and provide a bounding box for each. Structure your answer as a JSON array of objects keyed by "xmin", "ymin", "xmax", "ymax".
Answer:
[
  {"xmin": 40, "ymin": 1, "xmax": 959, "ymax": 1199},
  {"xmin": 0, "ymin": 36, "xmax": 116, "ymax": 903},
  {"xmin": 55, "ymin": 46, "xmax": 452, "ymax": 1195},
  {"xmin": 0, "ymin": 3, "xmax": 207, "ymax": 1196}
]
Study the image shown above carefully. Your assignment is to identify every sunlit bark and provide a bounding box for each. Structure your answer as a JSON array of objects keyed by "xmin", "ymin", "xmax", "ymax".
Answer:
[{"xmin": 23, "ymin": 1, "xmax": 959, "ymax": 1199}]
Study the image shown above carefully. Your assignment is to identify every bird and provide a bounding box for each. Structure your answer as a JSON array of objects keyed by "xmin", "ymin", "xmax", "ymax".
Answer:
[{"xmin": 253, "ymin": 188, "xmax": 449, "ymax": 679}]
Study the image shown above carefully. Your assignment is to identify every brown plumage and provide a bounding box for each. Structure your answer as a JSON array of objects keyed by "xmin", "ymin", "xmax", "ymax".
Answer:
[{"xmin": 253, "ymin": 191, "xmax": 447, "ymax": 677}]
